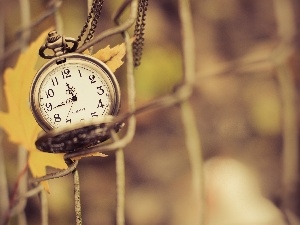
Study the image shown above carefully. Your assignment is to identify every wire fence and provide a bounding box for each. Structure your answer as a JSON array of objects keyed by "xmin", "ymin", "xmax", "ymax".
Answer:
[
  {"xmin": 1, "ymin": 0, "xmax": 200, "ymax": 224},
  {"xmin": 0, "ymin": 0, "xmax": 299, "ymax": 225}
]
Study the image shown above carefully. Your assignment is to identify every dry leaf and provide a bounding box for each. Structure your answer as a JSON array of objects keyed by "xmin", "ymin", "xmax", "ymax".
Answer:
[
  {"xmin": 90, "ymin": 43, "xmax": 127, "ymax": 72},
  {"xmin": 0, "ymin": 28, "xmax": 67, "ymax": 191}
]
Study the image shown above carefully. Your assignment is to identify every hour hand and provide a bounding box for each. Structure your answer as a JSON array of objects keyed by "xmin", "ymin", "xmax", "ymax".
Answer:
[{"xmin": 66, "ymin": 83, "xmax": 77, "ymax": 101}]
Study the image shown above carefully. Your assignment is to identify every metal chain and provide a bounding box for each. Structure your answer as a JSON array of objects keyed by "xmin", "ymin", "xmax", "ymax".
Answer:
[
  {"xmin": 77, "ymin": 0, "xmax": 104, "ymax": 45},
  {"xmin": 132, "ymin": 0, "xmax": 148, "ymax": 67},
  {"xmin": 77, "ymin": 0, "xmax": 148, "ymax": 66}
]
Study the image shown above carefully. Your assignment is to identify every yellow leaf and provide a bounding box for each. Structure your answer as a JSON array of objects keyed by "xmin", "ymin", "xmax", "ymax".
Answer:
[
  {"xmin": 28, "ymin": 150, "xmax": 68, "ymax": 192},
  {"xmin": 0, "ymin": 28, "xmax": 67, "ymax": 190},
  {"xmin": 92, "ymin": 43, "xmax": 126, "ymax": 72}
]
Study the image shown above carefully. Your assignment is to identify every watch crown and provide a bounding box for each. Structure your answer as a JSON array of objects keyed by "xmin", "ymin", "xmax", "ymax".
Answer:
[{"xmin": 47, "ymin": 30, "xmax": 61, "ymax": 43}]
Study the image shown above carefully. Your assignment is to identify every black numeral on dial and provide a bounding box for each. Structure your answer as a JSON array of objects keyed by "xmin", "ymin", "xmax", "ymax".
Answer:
[
  {"xmin": 97, "ymin": 99, "xmax": 104, "ymax": 108},
  {"xmin": 97, "ymin": 86, "xmax": 104, "ymax": 95},
  {"xmin": 91, "ymin": 112, "xmax": 98, "ymax": 117},
  {"xmin": 62, "ymin": 69, "xmax": 71, "ymax": 79},
  {"xmin": 46, "ymin": 89, "xmax": 54, "ymax": 98},
  {"xmin": 54, "ymin": 114, "xmax": 62, "ymax": 122},
  {"xmin": 45, "ymin": 103, "xmax": 52, "ymax": 111},
  {"xmin": 89, "ymin": 74, "xmax": 96, "ymax": 83},
  {"xmin": 51, "ymin": 77, "xmax": 59, "ymax": 86}
]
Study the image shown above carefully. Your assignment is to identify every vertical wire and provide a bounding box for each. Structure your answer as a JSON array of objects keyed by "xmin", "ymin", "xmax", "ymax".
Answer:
[
  {"xmin": 19, "ymin": 0, "xmax": 31, "ymax": 50},
  {"xmin": 112, "ymin": 132, "xmax": 125, "ymax": 225},
  {"xmin": 73, "ymin": 168, "xmax": 83, "ymax": 225},
  {"xmin": 116, "ymin": 149, "xmax": 125, "ymax": 225},
  {"xmin": 114, "ymin": 1, "xmax": 138, "ymax": 224},
  {"xmin": 16, "ymin": 148, "xmax": 28, "ymax": 225},
  {"xmin": 18, "ymin": 0, "xmax": 31, "ymax": 224},
  {"xmin": 272, "ymin": 0, "xmax": 298, "ymax": 217},
  {"xmin": 40, "ymin": 190, "xmax": 49, "ymax": 225},
  {"xmin": 0, "ymin": 0, "xmax": 4, "ymax": 70},
  {"xmin": 53, "ymin": 0, "xmax": 64, "ymax": 34},
  {"xmin": 273, "ymin": 0, "xmax": 296, "ymax": 44},
  {"xmin": 178, "ymin": 0, "xmax": 195, "ymax": 85},
  {"xmin": 179, "ymin": 102, "xmax": 203, "ymax": 225},
  {"xmin": 276, "ymin": 63, "xmax": 298, "ymax": 217},
  {"xmin": 124, "ymin": 0, "xmax": 137, "ymax": 124},
  {"xmin": 70, "ymin": 2, "xmax": 93, "ymax": 224},
  {"xmin": 0, "ymin": 137, "xmax": 8, "ymax": 222},
  {"xmin": 178, "ymin": 0, "xmax": 204, "ymax": 225},
  {"xmin": 0, "ymin": 0, "xmax": 10, "ymax": 222}
]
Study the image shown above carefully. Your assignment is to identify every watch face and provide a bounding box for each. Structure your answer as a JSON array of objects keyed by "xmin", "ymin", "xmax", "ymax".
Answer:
[{"xmin": 30, "ymin": 54, "xmax": 120, "ymax": 131}]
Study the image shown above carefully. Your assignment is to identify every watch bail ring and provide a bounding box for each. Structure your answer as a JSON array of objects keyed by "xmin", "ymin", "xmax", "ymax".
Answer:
[
  {"xmin": 35, "ymin": 116, "xmax": 122, "ymax": 153},
  {"xmin": 39, "ymin": 30, "xmax": 78, "ymax": 59}
]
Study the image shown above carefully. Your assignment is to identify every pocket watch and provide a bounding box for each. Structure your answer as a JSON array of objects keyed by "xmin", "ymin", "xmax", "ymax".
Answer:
[
  {"xmin": 30, "ymin": 31, "xmax": 121, "ymax": 153},
  {"xmin": 30, "ymin": 53, "xmax": 120, "ymax": 131}
]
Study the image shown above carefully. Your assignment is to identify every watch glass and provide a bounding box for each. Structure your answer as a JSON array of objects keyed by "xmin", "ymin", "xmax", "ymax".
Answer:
[{"xmin": 30, "ymin": 53, "xmax": 120, "ymax": 131}]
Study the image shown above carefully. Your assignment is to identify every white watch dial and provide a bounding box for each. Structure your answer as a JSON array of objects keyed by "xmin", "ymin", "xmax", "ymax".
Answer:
[{"xmin": 30, "ymin": 54, "xmax": 120, "ymax": 131}]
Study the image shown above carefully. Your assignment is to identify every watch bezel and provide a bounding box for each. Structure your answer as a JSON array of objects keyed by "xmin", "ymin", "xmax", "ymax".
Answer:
[{"xmin": 30, "ymin": 53, "xmax": 121, "ymax": 131}]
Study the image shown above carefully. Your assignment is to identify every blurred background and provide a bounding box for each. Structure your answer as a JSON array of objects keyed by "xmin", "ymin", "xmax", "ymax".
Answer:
[{"xmin": 0, "ymin": 0, "xmax": 300, "ymax": 224}]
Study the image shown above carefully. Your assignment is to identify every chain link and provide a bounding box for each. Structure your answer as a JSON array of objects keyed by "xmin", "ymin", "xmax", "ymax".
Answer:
[
  {"xmin": 132, "ymin": 0, "xmax": 148, "ymax": 67},
  {"xmin": 77, "ymin": 0, "xmax": 104, "ymax": 45}
]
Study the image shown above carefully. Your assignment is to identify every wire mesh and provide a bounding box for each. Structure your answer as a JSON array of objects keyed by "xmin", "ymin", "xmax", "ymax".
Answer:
[{"xmin": 0, "ymin": 0, "xmax": 299, "ymax": 225}]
